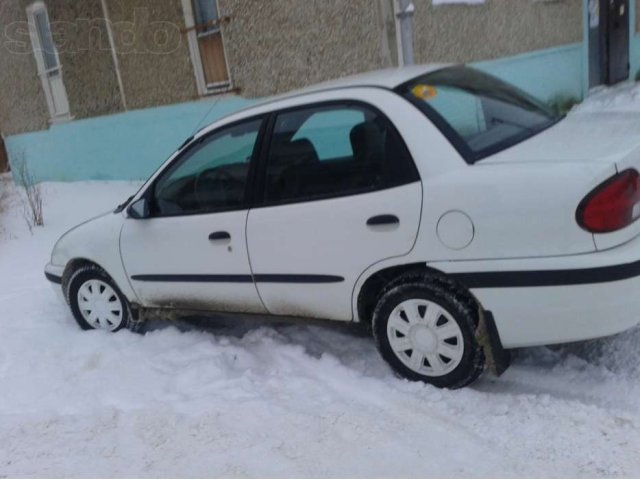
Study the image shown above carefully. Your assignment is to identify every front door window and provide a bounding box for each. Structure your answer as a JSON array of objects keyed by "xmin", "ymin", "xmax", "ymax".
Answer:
[{"xmin": 153, "ymin": 119, "xmax": 262, "ymax": 216}]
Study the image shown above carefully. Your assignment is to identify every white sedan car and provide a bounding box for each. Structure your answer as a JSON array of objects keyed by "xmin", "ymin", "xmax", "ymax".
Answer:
[{"xmin": 46, "ymin": 64, "xmax": 640, "ymax": 388}]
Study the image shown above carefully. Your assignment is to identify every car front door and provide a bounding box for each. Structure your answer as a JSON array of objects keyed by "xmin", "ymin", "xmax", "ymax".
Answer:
[
  {"xmin": 246, "ymin": 102, "xmax": 423, "ymax": 321},
  {"xmin": 120, "ymin": 118, "xmax": 267, "ymax": 314}
]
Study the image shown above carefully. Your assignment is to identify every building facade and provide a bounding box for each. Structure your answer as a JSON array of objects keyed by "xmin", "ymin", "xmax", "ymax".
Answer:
[{"xmin": 0, "ymin": 0, "xmax": 636, "ymax": 179}]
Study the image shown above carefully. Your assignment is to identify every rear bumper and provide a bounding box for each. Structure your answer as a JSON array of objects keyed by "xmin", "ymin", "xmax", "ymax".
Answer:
[{"xmin": 429, "ymin": 235, "xmax": 640, "ymax": 348}]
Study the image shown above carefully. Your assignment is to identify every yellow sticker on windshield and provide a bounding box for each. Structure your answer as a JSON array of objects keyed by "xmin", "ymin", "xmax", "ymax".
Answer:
[{"xmin": 411, "ymin": 84, "xmax": 437, "ymax": 100}]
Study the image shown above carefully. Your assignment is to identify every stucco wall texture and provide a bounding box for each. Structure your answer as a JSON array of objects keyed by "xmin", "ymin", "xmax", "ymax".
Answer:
[
  {"xmin": 0, "ymin": 0, "xmax": 49, "ymax": 136},
  {"xmin": 0, "ymin": 0, "xmax": 198, "ymax": 136},
  {"xmin": 107, "ymin": 0, "xmax": 198, "ymax": 110},
  {"xmin": 218, "ymin": 0, "xmax": 397, "ymax": 97},
  {"xmin": 47, "ymin": 0, "xmax": 122, "ymax": 121},
  {"xmin": 0, "ymin": 0, "xmax": 589, "ymax": 137},
  {"xmin": 412, "ymin": 0, "xmax": 583, "ymax": 64},
  {"xmin": 219, "ymin": 0, "xmax": 582, "ymax": 98}
]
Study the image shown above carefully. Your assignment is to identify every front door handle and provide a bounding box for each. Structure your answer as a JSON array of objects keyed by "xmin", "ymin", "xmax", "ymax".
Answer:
[
  {"xmin": 367, "ymin": 215, "xmax": 400, "ymax": 227},
  {"xmin": 209, "ymin": 231, "xmax": 231, "ymax": 242}
]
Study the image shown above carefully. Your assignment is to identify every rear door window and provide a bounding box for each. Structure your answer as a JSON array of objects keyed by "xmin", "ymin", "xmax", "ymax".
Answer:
[{"xmin": 262, "ymin": 103, "xmax": 419, "ymax": 204}]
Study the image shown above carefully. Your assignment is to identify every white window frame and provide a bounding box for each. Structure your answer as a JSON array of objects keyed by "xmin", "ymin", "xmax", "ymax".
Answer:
[
  {"xmin": 181, "ymin": 0, "xmax": 233, "ymax": 96},
  {"xmin": 26, "ymin": 1, "xmax": 72, "ymax": 123}
]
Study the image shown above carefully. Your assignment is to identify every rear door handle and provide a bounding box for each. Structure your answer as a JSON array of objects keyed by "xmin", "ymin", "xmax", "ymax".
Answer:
[
  {"xmin": 209, "ymin": 231, "xmax": 231, "ymax": 242},
  {"xmin": 367, "ymin": 215, "xmax": 400, "ymax": 227}
]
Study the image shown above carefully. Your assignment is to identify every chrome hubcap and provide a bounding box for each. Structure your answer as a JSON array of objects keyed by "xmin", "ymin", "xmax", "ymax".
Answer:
[
  {"xmin": 77, "ymin": 280, "xmax": 124, "ymax": 331},
  {"xmin": 387, "ymin": 299, "xmax": 464, "ymax": 377}
]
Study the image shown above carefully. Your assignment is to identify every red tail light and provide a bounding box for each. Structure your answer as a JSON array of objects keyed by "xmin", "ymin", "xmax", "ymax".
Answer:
[{"xmin": 577, "ymin": 169, "xmax": 640, "ymax": 233}]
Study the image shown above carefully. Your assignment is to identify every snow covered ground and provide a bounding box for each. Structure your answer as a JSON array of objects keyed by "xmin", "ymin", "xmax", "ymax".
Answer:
[{"xmin": 3, "ymin": 86, "xmax": 640, "ymax": 477}]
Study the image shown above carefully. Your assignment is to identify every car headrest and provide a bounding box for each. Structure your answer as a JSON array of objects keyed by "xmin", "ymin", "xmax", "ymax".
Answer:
[
  {"xmin": 272, "ymin": 138, "xmax": 320, "ymax": 166},
  {"xmin": 350, "ymin": 121, "xmax": 385, "ymax": 165}
]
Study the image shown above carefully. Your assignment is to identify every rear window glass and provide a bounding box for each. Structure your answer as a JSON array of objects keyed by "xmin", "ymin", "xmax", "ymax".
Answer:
[{"xmin": 397, "ymin": 66, "xmax": 561, "ymax": 162}]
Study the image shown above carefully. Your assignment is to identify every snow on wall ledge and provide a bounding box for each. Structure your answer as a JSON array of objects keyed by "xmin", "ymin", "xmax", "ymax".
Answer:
[{"xmin": 6, "ymin": 44, "xmax": 583, "ymax": 183}]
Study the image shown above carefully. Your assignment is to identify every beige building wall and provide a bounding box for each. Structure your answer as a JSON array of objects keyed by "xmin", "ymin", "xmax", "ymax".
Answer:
[
  {"xmin": 47, "ymin": 0, "xmax": 123, "ymax": 120},
  {"xmin": 412, "ymin": 0, "xmax": 583, "ymax": 64},
  {"xmin": 0, "ymin": 0, "xmax": 588, "ymax": 137},
  {"xmin": 0, "ymin": 0, "xmax": 49, "ymax": 136},
  {"xmin": 218, "ymin": 0, "xmax": 582, "ymax": 98},
  {"xmin": 108, "ymin": 0, "xmax": 198, "ymax": 110},
  {"xmin": 0, "ymin": 0, "xmax": 198, "ymax": 137},
  {"xmin": 218, "ymin": 0, "xmax": 397, "ymax": 97}
]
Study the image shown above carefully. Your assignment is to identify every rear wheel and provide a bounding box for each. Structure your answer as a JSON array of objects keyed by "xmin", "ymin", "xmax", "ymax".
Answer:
[
  {"xmin": 372, "ymin": 279, "xmax": 484, "ymax": 389},
  {"xmin": 66, "ymin": 266, "xmax": 130, "ymax": 332}
]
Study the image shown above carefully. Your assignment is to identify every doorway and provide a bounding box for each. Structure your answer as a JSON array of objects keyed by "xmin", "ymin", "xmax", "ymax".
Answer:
[
  {"xmin": 588, "ymin": 0, "xmax": 630, "ymax": 88},
  {"xmin": 0, "ymin": 136, "xmax": 8, "ymax": 173}
]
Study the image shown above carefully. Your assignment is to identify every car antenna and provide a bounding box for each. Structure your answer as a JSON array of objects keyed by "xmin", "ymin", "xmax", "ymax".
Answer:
[
  {"xmin": 176, "ymin": 96, "xmax": 223, "ymax": 151},
  {"xmin": 191, "ymin": 95, "xmax": 224, "ymax": 136}
]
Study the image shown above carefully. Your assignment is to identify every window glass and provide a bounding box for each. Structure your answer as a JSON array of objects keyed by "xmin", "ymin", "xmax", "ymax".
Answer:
[
  {"xmin": 153, "ymin": 119, "xmax": 261, "ymax": 215},
  {"xmin": 292, "ymin": 110, "xmax": 364, "ymax": 160},
  {"xmin": 425, "ymin": 87, "xmax": 486, "ymax": 138},
  {"xmin": 34, "ymin": 9, "xmax": 58, "ymax": 71},
  {"xmin": 192, "ymin": 0, "xmax": 219, "ymax": 32},
  {"xmin": 264, "ymin": 104, "xmax": 419, "ymax": 203},
  {"xmin": 399, "ymin": 66, "xmax": 559, "ymax": 161}
]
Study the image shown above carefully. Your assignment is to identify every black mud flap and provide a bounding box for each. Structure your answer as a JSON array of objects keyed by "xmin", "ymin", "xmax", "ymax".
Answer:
[
  {"xmin": 128, "ymin": 303, "xmax": 146, "ymax": 334},
  {"xmin": 476, "ymin": 309, "xmax": 511, "ymax": 377}
]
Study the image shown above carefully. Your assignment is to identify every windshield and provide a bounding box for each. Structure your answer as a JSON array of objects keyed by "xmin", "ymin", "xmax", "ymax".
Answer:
[{"xmin": 396, "ymin": 66, "xmax": 561, "ymax": 163}]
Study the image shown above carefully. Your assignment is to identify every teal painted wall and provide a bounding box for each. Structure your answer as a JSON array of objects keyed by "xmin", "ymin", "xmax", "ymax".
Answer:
[
  {"xmin": 629, "ymin": 27, "xmax": 640, "ymax": 81},
  {"xmin": 629, "ymin": 0, "xmax": 639, "ymax": 81},
  {"xmin": 8, "ymin": 44, "xmax": 587, "ymax": 184},
  {"xmin": 631, "ymin": 36, "xmax": 640, "ymax": 80},
  {"xmin": 7, "ymin": 97, "xmax": 255, "ymax": 183},
  {"xmin": 474, "ymin": 43, "xmax": 584, "ymax": 104}
]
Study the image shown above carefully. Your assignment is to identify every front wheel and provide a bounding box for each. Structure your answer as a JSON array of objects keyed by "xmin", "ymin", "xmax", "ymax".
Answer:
[
  {"xmin": 66, "ymin": 266, "xmax": 130, "ymax": 332},
  {"xmin": 372, "ymin": 280, "xmax": 485, "ymax": 389}
]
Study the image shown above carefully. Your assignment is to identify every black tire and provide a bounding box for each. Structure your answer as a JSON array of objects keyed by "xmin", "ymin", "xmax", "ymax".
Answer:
[
  {"xmin": 66, "ymin": 265, "xmax": 131, "ymax": 332},
  {"xmin": 372, "ymin": 277, "xmax": 485, "ymax": 389}
]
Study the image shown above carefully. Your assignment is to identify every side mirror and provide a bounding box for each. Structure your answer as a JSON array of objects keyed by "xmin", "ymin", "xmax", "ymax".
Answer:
[{"xmin": 127, "ymin": 198, "xmax": 150, "ymax": 219}]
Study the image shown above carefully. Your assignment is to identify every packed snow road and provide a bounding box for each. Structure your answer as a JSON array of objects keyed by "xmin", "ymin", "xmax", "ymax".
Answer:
[{"xmin": 4, "ymin": 83, "xmax": 640, "ymax": 477}]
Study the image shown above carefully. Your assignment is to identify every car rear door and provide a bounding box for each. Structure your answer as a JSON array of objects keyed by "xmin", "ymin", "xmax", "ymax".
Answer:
[
  {"xmin": 120, "ymin": 117, "xmax": 267, "ymax": 314},
  {"xmin": 246, "ymin": 101, "xmax": 423, "ymax": 321}
]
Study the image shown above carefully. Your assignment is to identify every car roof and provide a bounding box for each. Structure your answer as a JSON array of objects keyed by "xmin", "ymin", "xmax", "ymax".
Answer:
[
  {"xmin": 235, "ymin": 63, "xmax": 452, "ymax": 113},
  {"xmin": 297, "ymin": 63, "xmax": 452, "ymax": 92},
  {"xmin": 196, "ymin": 63, "xmax": 453, "ymax": 137}
]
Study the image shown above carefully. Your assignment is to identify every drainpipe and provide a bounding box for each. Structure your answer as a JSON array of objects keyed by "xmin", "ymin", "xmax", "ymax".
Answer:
[
  {"xmin": 396, "ymin": 0, "xmax": 415, "ymax": 66},
  {"xmin": 100, "ymin": 0, "xmax": 128, "ymax": 111}
]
